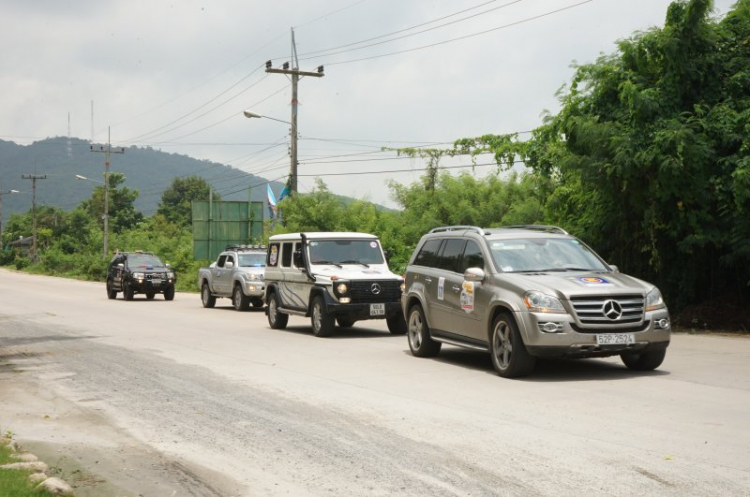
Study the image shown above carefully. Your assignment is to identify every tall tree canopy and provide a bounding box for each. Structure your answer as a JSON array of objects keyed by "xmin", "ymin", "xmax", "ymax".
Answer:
[
  {"xmin": 79, "ymin": 172, "xmax": 143, "ymax": 234},
  {"xmin": 157, "ymin": 176, "xmax": 218, "ymax": 227},
  {"xmin": 453, "ymin": 0, "xmax": 750, "ymax": 307}
]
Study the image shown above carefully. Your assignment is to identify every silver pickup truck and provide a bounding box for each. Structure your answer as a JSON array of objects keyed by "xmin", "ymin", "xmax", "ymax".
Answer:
[{"xmin": 198, "ymin": 245, "xmax": 266, "ymax": 311}]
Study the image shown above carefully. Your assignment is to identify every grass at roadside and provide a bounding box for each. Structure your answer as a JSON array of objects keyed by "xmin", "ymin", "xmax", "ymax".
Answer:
[{"xmin": 0, "ymin": 440, "xmax": 51, "ymax": 496}]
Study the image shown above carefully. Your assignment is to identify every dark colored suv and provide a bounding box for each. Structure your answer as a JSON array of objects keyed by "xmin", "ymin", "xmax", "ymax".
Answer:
[
  {"xmin": 106, "ymin": 251, "xmax": 176, "ymax": 301},
  {"xmin": 401, "ymin": 225, "xmax": 671, "ymax": 378}
]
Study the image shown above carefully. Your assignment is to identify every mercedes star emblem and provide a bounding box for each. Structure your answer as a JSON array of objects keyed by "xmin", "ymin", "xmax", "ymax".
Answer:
[
  {"xmin": 602, "ymin": 300, "xmax": 623, "ymax": 320},
  {"xmin": 371, "ymin": 283, "xmax": 381, "ymax": 295}
]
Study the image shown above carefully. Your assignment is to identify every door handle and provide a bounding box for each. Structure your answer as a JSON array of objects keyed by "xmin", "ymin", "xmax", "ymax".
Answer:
[
  {"xmin": 452, "ymin": 285, "xmax": 461, "ymax": 292},
  {"xmin": 424, "ymin": 277, "xmax": 432, "ymax": 283}
]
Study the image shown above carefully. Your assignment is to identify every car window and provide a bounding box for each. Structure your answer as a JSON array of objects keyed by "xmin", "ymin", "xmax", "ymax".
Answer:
[
  {"xmin": 436, "ymin": 239, "xmax": 466, "ymax": 273},
  {"xmin": 226, "ymin": 255, "xmax": 235, "ymax": 266},
  {"xmin": 308, "ymin": 240, "xmax": 384, "ymax": 265},
  {"xmin": 413, "ymin": 239, "xmax": 442, "ymax": 268},
  {"xmin": 127, "ymin": 254, "xmax": 165, "ymax": 268},
  {"xmin": 217, "ymin": 255, "xmax": 227, "ymax": 268},
  {"xmin": 267, "ymin": 243, "xmax": 280, "ymax": 267},
  {"xmin": 459, "ymin": 240, "xmax": 484, "ymax": 273},
  {"xmin": 489, "ymin": 237, "xmax": 609, "ymax": 272},
  {"xmin": 239, "ymin": 253, "xmax": 265, "ymax": 267},
  {"xmin": 281, "ymin": 242, "xmax": 294, "ymax": 267}
]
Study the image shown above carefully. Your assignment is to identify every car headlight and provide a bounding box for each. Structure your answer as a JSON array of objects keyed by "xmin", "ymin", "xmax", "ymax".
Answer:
[
  {"xmin": 167, "ymin": 271, "xmax": 175, "ymax": 279},
  {"xmin": 243, "ymin": 273, "xmax": 261, "ymax": 281},
  {"xmin": 524, "ymin": 291, "xmax": 566, "ymax": 314},
  {"xmin": 645, "ymin": 287, "xmax": 666, "ymax": 311},
  {"xmin": 133, "ymin": 272, "xmax": 144, "ymax": 279},
  {"xmin": 336, "ymin": 282, "xmax": 349, "ymax": 295}
]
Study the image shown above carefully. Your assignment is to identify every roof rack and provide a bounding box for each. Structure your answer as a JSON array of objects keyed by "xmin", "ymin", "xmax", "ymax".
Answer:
[
  {"xmin": 429, "ymin": 226, "xmax": 486, "ymax": 235},
  {"xmin": 224, "ymin": 244, "xmax": 268, "ymax": 251},
  {"xmin": 501, "ymin": 225, "xmax": 569, "ymax": 235}
]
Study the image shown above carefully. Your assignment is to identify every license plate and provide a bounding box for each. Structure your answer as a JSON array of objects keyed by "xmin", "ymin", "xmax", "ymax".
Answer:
[
  {"xmin": 370, "ymin": 303, "xmax": 385, "ymax": 316},
  {"xmin": 596, "ymin": 333, "xmax": 635, "ymax": 345},
  {"xmin": 149, "ymin": 279, "xmax": 162, "ymax": 285}
]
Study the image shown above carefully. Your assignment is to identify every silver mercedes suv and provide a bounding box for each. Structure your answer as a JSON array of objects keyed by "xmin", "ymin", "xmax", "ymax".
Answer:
[{"xmin": 401, "ymin": 225, "xmax": 671, "ymax": 378}]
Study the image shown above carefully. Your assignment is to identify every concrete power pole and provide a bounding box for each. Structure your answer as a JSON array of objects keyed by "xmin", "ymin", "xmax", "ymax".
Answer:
[
  {"xmin": 90, "ymin": 127, "xmax": 124, "ymax": 259},
  {"xmin": 265, "ymin": 28, "xmax": 324, "ymax": 194},
  {"xmin": 21, "ymin": 174, "xmax": 47, "ymax": 262}
]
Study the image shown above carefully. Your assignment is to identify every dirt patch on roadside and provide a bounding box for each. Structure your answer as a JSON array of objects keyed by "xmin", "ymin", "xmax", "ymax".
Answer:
[{"xmin": 0, "ymin": 359, "xmax": 245, "ymax": 497}]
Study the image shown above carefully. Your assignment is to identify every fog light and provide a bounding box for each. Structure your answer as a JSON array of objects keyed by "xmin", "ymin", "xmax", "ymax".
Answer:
[
  {"xmin": 248, "ymin": 285, "xmax": 256, "ymax": 292},
  {"xmin": 340, "ymin": 297, "xmax": 351, "ymax": 304},
  {"xmin": 540, "ymin": 322, "xmax": 563, "ymax": 333},
  {"xmin": 657, "ymin": 318, "xmax": 670, "ymax": 329}
]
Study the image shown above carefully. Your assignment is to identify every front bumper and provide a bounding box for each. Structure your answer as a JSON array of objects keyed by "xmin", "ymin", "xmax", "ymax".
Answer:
[
  {"xmin": 128, "ymin": 278, "xmax": 174, "ymax": 294},
  {"xmin": 241, "ymin": 281, "xmax": 265, "ymax": 298},
  {"xmin": 324, "ymin": 301, "xmax": 403, "ymax": 321},
  {"xmin": 518, "ymin": 309, "xmax": 671, "ymax": 359}
]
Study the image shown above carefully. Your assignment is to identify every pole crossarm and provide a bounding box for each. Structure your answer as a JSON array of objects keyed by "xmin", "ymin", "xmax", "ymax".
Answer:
[{"xmin": 265, "ymin": 68, "xmax": 325, "ymax": 78}]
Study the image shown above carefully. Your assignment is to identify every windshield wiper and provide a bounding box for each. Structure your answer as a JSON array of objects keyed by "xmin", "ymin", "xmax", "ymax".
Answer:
[
  {"xmin": 312, "ymin": 260, "xmax": 342, "ymax": 268},
  {"xmin": 340, "ymin": 260, "xmax": 369, "ymax": 267}
]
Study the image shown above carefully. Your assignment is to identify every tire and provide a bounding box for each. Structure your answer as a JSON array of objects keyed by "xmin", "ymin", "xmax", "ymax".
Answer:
[
  {"xmin": 106, "ymin": 279, "xmax": 117, "ymax": 300},
  {"xmin": 164, "ymin": 286, "xmax": 175, "ymax": 301},
  {"xmin": 386, "ymin": 313, "xmax": 407, "ymax": 335},
  {"xmin": 233, "ymin": 285, "xmax": 250, "ymax": 311},
  {"xmin": 621, "ymin": 349, "xmax": 666, "ymax": 371},
  {"xmin": 407, "ymin": 304, "xmax": 441, "ymax": 357},
  {"xmin": 123, "ymin": 281, "xmax": 134, "ymax": 301},
  {"xmin": 201, "ymin": 283, "xmax": 216, "ymax": 308},
  {"xmin": 311, "ymin": 295, "xmax": 335, "ymax": 337},
  {"xmin": 267, "ymin": 292, "xmax": 288, "ymax": 329},
  {"xmin": 146, "ymin": 292, "xmax": 155, "ymax": 300},
  {"xmin": 252, "ymin": 298, "xmax": 264, "ymax": 308},
  {"xmin": 490, "ymin": 313, "xmax": 536, "ymax": 378},
  {"xmin": 337, "ymin": 318, "xmax": 355, "ymax": 328}
]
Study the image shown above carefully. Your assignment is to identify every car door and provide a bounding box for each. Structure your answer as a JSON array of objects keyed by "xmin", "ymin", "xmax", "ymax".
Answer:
[
  {"xmin": 449, "ymin": 240, "xmax": 489, "ymax": 343},
  {"xmin": 212, "ymin": 254, "xmax": 228, "ymax": 294},
  {"xmin": 435, "ymin": 239, "xmax": 469, "ymax": 336}
]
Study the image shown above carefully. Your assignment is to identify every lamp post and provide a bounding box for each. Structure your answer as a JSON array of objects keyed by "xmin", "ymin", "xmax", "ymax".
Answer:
[
  {"xmin": 243, "ymin": 110, "xmax": 293, "ymax": 196},
  {"xmin": 75, "ymin": 174, "xmax": 106, "ymax": 257},
  {"xmin": 0, "ymin": 189, "xmax": 19, "ymax": 248}
]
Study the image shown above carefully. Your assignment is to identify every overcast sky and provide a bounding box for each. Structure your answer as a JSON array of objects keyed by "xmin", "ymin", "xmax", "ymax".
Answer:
[{"xmin": 0, "ymin": 0, "xmax": 737, "ymax": 208}]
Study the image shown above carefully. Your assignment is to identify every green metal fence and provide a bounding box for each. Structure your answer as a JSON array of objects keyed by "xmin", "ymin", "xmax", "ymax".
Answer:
[{"xmin": 192, "ymin": 200, "xmax": 264, "ymax": 260}]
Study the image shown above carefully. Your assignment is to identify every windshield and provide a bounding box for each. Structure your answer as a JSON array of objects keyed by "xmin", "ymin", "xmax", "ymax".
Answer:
[
  {"xmin": 489, "ymin": 238, "xmax": 609, "ymax": 273},
  {"xmin": 308, "ymin": 239, "xmax": 384, "ymax": 266},
  {"xmin": 127, "ymin": 254, "xmax": 165, "ymax": 269},
  {"xmin": 239, "ymin": 253, "xmax": 265, "ymax": 267}
]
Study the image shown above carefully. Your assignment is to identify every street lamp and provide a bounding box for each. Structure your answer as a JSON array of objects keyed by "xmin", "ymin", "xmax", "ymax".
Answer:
[
  {"xmin": 0, "ymin": 189, "xmax": 19, "ymax": 248},
  {"xmin": 243, "ymin": 109, "xmax": 297, "ymax": 192},
  {"xmin": 75, "ymin": 174, "xmax": 107, "ymax": 258}
]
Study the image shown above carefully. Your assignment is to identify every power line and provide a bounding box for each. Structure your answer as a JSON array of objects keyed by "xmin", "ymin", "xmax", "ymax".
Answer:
[
  {"xmin": 323, "ymin": 1, "xmax": 593, "ymax": 67},
  {"xmin": 297, "ymin": 0, "xmax": 524, "ymax": 61}
]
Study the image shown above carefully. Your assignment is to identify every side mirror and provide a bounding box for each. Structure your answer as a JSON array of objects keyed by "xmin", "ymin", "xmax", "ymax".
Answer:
[
  {"xmin": 383, "ymin": 249, "xmax": 391, "ymax": 263},
  {"xmin": 608, "ymin": 264, "xmax": 619, "ymax": 273},
  {"xmin": 464, "ymin": 267, "xmax": 485, "ymax": 282},
  {"xmin": 117, "ymin": 263, "xmax": 124, "ymax": 269},
  {"xmin": 293, "ymin": 249, "xmax": 304, "ymax": 268},
  {"xmin": 225, "ymin": 261, "xmax": 234, "ymax": 269},
  {"xmin": 165, "ymin": 263, "xmax": 171, "ymax": 268}
]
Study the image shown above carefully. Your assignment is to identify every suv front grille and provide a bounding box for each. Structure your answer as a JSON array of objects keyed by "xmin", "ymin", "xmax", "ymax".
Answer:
[
  {"xmin": 146, "ymin": 272, "xmax": 166, "ymax": 280},
  {"xmin": 570, "ymin": 294, "xmax": 644, "ymax": 328},
  {"xmin": 349, "ymin": 280, "xmax": 402, "ymax": 303}
]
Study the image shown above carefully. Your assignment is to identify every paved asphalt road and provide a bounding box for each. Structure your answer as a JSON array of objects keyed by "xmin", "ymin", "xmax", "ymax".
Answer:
[{"xmin": 1, "ymin": 268, "xmax": 749, "ymax": 496}]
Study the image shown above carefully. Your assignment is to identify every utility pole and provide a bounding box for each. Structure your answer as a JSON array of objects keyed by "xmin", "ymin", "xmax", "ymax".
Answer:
[
  {"xmin": 265, "ymin": 28, "xmax": 324, "ymax": 194},
  {"xmin": 21, "ymin": 174, "xmax": 47, "ymax": 262},
  {"xmin": 90, "ymin": 127, "xmax": 124, "ymax": 259}
]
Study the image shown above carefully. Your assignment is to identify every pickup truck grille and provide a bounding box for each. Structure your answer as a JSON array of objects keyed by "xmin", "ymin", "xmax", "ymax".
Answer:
[
  {"xmin": 570, "ymin": 294, "xmax": 644, "ymax": 327},
  {"xmin": 349, "ymin": 280, "xmax": 402, "ymax": 303}
]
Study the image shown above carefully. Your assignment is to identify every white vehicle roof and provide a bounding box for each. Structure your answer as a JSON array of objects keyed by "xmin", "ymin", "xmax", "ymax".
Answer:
[{"xmin": 269, "ymin": 232, "xmax": 378, "ymax": 241}]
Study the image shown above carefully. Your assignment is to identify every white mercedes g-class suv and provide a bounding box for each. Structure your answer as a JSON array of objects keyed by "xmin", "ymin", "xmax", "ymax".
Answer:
[{"xmin": 264, "ymin": 232, "xmax": 407, "ymax": 337}]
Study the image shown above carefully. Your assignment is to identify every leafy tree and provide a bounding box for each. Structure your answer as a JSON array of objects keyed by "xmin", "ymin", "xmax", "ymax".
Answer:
[
  {"xmin": 157, "ymin": 176, "xmax": 218, "ymax": 227},
  {"xmin": 79, "ymin": 172, "xmax": 143, "ymax": 233},
  {"xmin": 448, "ymin": 0, "xmax": 750, "ymax": 307}
]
